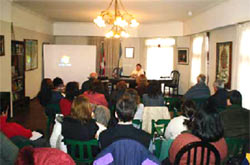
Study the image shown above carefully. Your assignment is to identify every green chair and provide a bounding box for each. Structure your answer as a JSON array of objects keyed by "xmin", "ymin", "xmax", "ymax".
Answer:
[
  {"xmin": 164, "ymin": 97, "xmax": 180, "ymax": 117},
  {"xmin": 64, "ymin": 139, "xmax": 99, "ymax": 164},
  {"xmin": 151, "ymin": 119, "xmax": 170, "ymax": 138},
  {"xmin": 225, "ymin": 137, "xmax": 249, "ymax": 163},
  {"xmin": 154, "ymin": 138, "xmax": 163, "ymax": 158},
  {"xmin": 132, "ymin": 119, "xmax": 142, "ymax": 129},
  {"xmin": 45, "ymin": 104, "xmax": 61, "ymax": 138}
]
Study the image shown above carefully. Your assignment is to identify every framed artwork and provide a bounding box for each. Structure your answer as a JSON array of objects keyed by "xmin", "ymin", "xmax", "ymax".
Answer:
[
  {"xmin": 125, "ymin": 47, "xmax": 134, "ymax": 58},
  {"xmin": 177, "ymin": 48, "xmax": 189, "ymax": 65},
  {"xmin": 216, "ymin": 41, "xmax": 232, "ymax": 89},
  {"xmin": 0, "ymin": 35, "xmax": 4, "ymax": 56},
  {"xmin": 25, "ymin": 39, "xmax": 38, "ymax": 71}
]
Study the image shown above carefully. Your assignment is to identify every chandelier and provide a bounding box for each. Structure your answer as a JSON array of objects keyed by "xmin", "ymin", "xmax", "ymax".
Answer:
[{"xmin": 94, "ymin": 0, "xmax": 139, "ymax": 38}]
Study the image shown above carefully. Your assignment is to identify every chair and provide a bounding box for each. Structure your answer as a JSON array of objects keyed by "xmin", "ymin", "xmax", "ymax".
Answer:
[
  {"xmin": 132, "ymin": 119, "xmax": 142, "ymax": 129},
  {"xmin": 151, "ymin": 119, "xmax": 170, "ymax": 138},
  {"xmin": 112, "ymin": 67, "xmax": 123, "ymax": 78},
  {"xmin": 167, "ymin": 70, "xmax": 180, "ymax": 96},
  {"xmin": 225, "ymin": 137, "xmax": 249, "ymax": 164},
  {"xmin": 63, "ymin": 138, "xmax": 99, "ymax": 164},
  {"xmin": 45, "ymin": 104, "xmax": 61, "ymax": 138},
  {"xmin": 164, "ymin": 97, "xmax": 180, "ymax": 117},
  {"xmin": 174, "ymin": 141, "xmax": 221, "ymax": 165}
]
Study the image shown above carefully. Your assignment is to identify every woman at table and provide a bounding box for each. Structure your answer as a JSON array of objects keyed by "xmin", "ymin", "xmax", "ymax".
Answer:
[
  {"xmin": 164, "ymin": 100, "xmax": 195, "ymax": 140},
  {"xmin": 168, "ymin": 102, "xmax": 227, "ymax": 164}
]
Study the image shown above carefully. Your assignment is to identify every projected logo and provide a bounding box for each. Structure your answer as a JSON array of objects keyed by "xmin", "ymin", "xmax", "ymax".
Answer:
[{"xmin": 59, "ymin": 55, "xmax": 72, "ymax": 67}]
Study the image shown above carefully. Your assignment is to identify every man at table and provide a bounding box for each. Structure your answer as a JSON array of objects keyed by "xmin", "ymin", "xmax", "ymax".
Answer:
[{"xmin": 131, "ymin": 64, "xmax": 144, "ymax": 78}]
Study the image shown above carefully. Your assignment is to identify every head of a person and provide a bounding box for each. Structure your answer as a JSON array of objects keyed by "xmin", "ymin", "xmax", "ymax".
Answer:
[
  {"xmin": 197, "ymin": 74, "xmax": 206, "ymax": 84},
  {"xmin": 40, "ymin": 78, "xmax": 53, "ymax": 91},
  {"xmin": 181, "ymin": 100, "xmax": 196, "ymax": 118},
  {"xmin": 213, "ymin": 79, "xmax": 224, "ymax": 92},
  {"xmin": 38, "ymin": 78, "xmax": 53, "ymax": 106},
  {"xmin": 136, "ymin": 63, "xmax": 142, "ymax": 71},
  {"xmin": 116, "ymin": 95, "xmax": 137, "ymax": 122},
  {"xmin": 65, "ymin": 82, "xmax": 79, "ymax": 101},
  {"xmin": 89, "ymin": 79, "xmax": 104, "ymax": 94},
  {"xmin": 227, "ymin": 90, "xmax": 242, "ymax": 106},
  {"xmin": 89, "ymin": 72, "xmax": 98, "ymax": 80},
  {"xmin": 123, "ymin": 88, "xmax": 140, "ymax": 105},
  {"xmin": 189, "ymin": 103, "xmax": 224, "ymax": 142},
  {"xmin": 147, "ymin": 80, "xmax": 162, "ymax": 97},
  {"xmin": 136, "ymin": 75, "xmax": 148, "ymax": 87},
  {"xmin": 70, "ymin": 96, "xmax": 92, "ymax": 123},
  {"xmin": 92, "ymin": 104, "xmax": 110, "ymax": 127},
  {"xmin": 53, "ymin": 77, "xmax": 64, "ymax": 89},
  {"xmin": 116, "ymin": 81, "xmax": 127, "ymax": 91}
]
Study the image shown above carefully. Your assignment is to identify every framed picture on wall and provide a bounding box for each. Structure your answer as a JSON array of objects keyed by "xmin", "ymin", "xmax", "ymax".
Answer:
[
  {"xmin": 0, "ymin": 35, "xmax": 5, "ymax": 56},
  {"xmin": 177, "ymin": 48, "xmax": 189, "ymax": 65},
  {"xmin": 25, "ymin": 39, "xmax": 38, "ymax": 71},
  {"xmin": 125, "ymin": 47, "xmax": 134, "ymax": 58},
  {"xmin": 216, "ymin": 41, "xmax": 232, "ymax": 89}
]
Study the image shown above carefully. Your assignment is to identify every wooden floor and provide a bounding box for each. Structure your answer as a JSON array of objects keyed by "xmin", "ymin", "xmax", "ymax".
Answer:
[{"xmin": 12, "ymin": 98, "xmax": 47, "ymax": 136}]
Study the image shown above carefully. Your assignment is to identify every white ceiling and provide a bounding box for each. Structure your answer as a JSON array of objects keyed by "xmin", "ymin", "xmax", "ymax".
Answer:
[{"xmin": 13, "ymin": 0, "xmax": 227, "ymax": 23}]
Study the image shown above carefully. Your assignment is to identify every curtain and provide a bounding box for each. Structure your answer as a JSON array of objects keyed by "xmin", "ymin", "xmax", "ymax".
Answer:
[
  {"xmin": 233, "ymin": 22, "xmax": 250, "ymax": 109},
  {"xmin": 189, "ymin": 33, "xmax": 207, "ymax": 86}
]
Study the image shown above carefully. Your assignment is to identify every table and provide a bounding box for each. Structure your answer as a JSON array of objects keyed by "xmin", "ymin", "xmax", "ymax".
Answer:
[{"xmin": 141, "ymin": 106, "xmax": 171, "ymax": 134}]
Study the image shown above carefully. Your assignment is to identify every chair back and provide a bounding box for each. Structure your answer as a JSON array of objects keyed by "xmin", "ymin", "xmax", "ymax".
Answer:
[
  {"xmin": 164, "ymin": 97, "xmax": 180, "ymax": 117},
  {"xmin": 151, "ymin": 119, "xmax": 170, "ymax": 138},
  {"xmin": 171, "ymin": 70, "xmax": 180, "ymax": 87},
  {"xmin": 174, "ymin": 141, "xmax": 220, "ymax": 165},
  {"xmin": 63, "ymin": 138, "xmax": 99, "ymax": 164},
  {"xmin": 225, "ymin": 137, "xmax": 248, "ymax": 163},
  {"xmin": 112, "ymin": 67, "xmax": 123, "ymax": 78},
  {"xmin": 132, "ymin": 119, "xmax": 142, "ymax": 129}
]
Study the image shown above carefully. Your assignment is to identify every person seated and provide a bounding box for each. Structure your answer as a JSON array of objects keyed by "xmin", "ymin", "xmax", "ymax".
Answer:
[
  {"xmin": 99, "ymin": 95, "xmax": 151, "ymax": 150},
  {"xmin": 15, "ymin": 146, "xmax": 75, "ymax": 165},
  {"xmin": 208, "ymin": 79, "xmax": 228, "ymax": 109},
  {"xmin": 184, "ymin": 74, "xmax": 210, "ymax": 99},
  {"xmin": 81, "ymin": 72, "xmax": 98, "ymax": 93},
  {"xmin": 109, "ymin": 81, "xmax": 127, "ymax": 114},
  {"xmin": 82, "ymin": 79, "xmax": 108, "ymax": 107},
  {"xmin": 135, "ymin": 75, "xmax": 148, "ymax": 98},
  {"xmin": 60, "ymin": 82, "xmax": 79, "ymax": 116},
  {"xmin": 50, "ymin": 96, "xmax": 100, "ymax": 153},
  {"xmin": 220, "ymin": 90, "xmax": 250, "ymax": 139},
  {"xmin": 143, "ymin": 80, "xmax": 164, "ymax": 106},
  {"xmin": 51, "ymin": 77, "xmax": 65, "ymax": 104},
  {"xmin": 164, "ymin": 100, "xmax": 196, "ymax": 140},
  {"xmin": 168, "ymin": 102, "xmax": 228, "ymax": 164},
  {"xmin": 131, "ymin": 63, "xmax": 144, "ymax": 78},
  {"xmin": 37, "ymin": 78, "xmax": 53, "ymax": 107}
]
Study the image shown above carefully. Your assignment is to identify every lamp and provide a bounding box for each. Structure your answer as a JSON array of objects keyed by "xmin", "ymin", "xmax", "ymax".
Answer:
[{"xmin": 94, "ymin": 0, "xmax": 139, "ymax": 38}]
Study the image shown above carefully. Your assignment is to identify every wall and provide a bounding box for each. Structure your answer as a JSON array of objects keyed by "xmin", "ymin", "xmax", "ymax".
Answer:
[{"xmin": 184, "ymin": 0, "xmax": 250, "ymax": 35}]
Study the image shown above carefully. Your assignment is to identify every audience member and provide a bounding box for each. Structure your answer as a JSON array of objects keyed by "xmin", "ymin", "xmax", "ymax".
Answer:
[
  {"xmin": 169, "ymin": 102, "xmax": 227, "ymax": 164},
  {"xmin": 109, "ymin": 81, "xmax": 127, "ymax": 113},
  {"xmin": 81, "ymin": 72, "xmax": 98, "ymax": 93},
  {"xmin": 208, "ymin": 79, "xmax": 228, "ymax": 108},
  {"xmin": 123, "ymin": 88, "xmax": 144, "ymax": 120},
  {"xmin": 50, "ymin": 96, "xmax": 99, "ymax": 153},
  {"xmin": 51, "ymin": 77, "xmax": 64, "ymax": 104},
  {"xmin": 0, "ymin": 131, "xmax": 19, "ymax": 164},
  {"xmin": 82, "ymin": 79, "xmax": 108, "ymax": 107},
  {"xmin": 37, "ymin": 78, "xmax": 53, "ymax": 107},
  {"xmin": 99, "ymin": 95, "xmax": 151, "ymax": 149},
  {"xmin": 164, "ymin": 100, "xmax": 196, "ymax": 140},
  {"xmin": 135, "ymin": 75, "xmax": 149, "ymax": 98},
  {"xmin": 131, "ymin": 63, "xmax": 144, "ymax": 78},
  {"xmin": 15, "ymin": 146, "xmax": 75, "ymax": 165},
  {"xmin": 220, "ymin": 90, "xmax": 250, "ymax": 139},
  {"xmin": 184, "ymin": 74, "xmax": 210, "ymax": 99},
  {"xmin": 59, "ymin": 82, "xmax": 79, "ymax": 116},
  {"xmin": 143, "ymin": 80, "xmax": 164, "ymax": 106}
]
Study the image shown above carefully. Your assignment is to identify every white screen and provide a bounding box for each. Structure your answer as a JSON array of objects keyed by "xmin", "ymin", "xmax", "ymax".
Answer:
[{"xmin": 43, "ymin": 45, "xmax": 96, "ymax": 84}]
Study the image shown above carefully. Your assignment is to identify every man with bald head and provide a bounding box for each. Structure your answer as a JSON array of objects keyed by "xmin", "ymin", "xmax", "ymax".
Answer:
[
  {"xmin": 183, "ymin": 74, "xmax": 211, "ymax": 99},
  {"xmin": 81, "ymin": 72, "xmax": 98, "ymax": 93}
]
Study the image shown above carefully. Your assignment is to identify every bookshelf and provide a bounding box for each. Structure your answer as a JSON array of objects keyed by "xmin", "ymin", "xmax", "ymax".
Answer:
[{"xmin": 11, "ymin": 40, "xmax": 25, "ymax": 104}]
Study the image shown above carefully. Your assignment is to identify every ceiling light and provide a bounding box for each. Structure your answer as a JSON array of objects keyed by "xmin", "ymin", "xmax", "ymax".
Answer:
[{"xmin": 94, "ymin": 0, "xmax": 139, "ymax": 38}]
